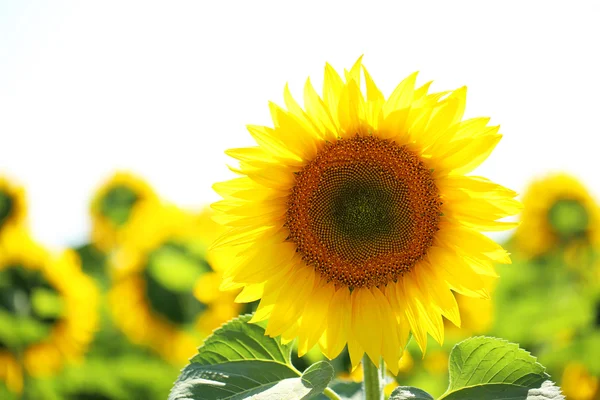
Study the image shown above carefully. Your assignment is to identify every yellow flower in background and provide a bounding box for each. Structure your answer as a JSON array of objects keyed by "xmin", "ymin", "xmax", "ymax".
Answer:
[
  {"xmin": 212, "ymin": 58, "xmax": 520, "ymax": 373},
  {"xmin": 446, "ymin": 278, "xmax": 496, "ymax": 338},
  {"xmin": 0, "ymin": 228, "xmax": 98, "ymax": 393},
  {"xmin": 423, "ymin": 350, "xmax": 449, "ymax": 376},
  {"xmin": 397, "ymin": 349, "xmax": 414, "ymax": 374},
  {"xmin": 514, "ymin": 173, "xmax": 600, "ymax": 259},
  {"xmin": 561, "ymin": 362, "xmax": 599, "ymax": 400},
  {"xmin": 90, "ymin": 171, "xmax": 159, "ymax": 252},
  {"xmin": 452, "ymin": 294, "xmax": 494, "ymax": 335},
  {"xmin": 0, "ymin": 176, "xmax": 27, "ymax": 236},
  {"xmin": 109, "ymin": 204, "xmax": 241, "ymax": 364}
]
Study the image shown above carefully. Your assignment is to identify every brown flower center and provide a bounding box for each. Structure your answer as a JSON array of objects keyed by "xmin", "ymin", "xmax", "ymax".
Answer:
[{"xmin": 286, "ymin": 136, "xmax": 441, "ymax": 288}]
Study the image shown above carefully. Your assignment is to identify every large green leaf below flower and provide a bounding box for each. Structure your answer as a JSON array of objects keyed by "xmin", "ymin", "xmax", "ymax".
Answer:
[
  {"xmin": 390, "ymin": 337, "xmax": 564, "ymax": 400},
  {"xmin": 169, "ymin": 314, "xmax": 335, "ymax": 400}
]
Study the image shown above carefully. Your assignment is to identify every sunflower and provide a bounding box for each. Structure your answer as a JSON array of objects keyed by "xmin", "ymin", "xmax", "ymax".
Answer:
[
  {"xmin": 212, "ymin": 58, "xmax": 520, "ymax": 373},
  {"xmin": 0, "ymin": 176, "xmax": 26, "ymax": 237},
  {"xmin": 561, "ymin": 362, "xmax": 599, "ymax": 400},
  {"xmin": 514, "ymin": 173, "xmax": 600, "ymax": 259},
  {"xmin": 109, "ymin": 204, "xmax": 242, "ymax": 364},
  {"xmin": 0, "ymin": 227, "xmax": 98, "ymax": 393},
  {"xmin": 90, "ymin": 171, "xmax": 159, "ymax": 252}
]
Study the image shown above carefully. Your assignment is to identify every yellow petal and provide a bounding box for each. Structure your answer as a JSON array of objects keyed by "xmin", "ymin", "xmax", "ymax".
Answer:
[
  {"xmin": 452, "ymin": 117, "xmax": 492, "ymax": 140},
  {"xmin": 362, "ymin": 65, "xmax": 384, "ymax": 103},
  {"xmin": 426, "ymin": 246, "xmax": 489, "ymax": 298},
  {"xmin": 266, "ymin": 266, "xmax": 316, "ymax": 337},
  {"xmin": 395, "ymin": 281, "xmax": 427, "ymax": 353},
  {"xmin": 347, "ymin": 334, "xmax": 365, "ymax": 372},
  {"xmin": 235, "ymin": 282, "xmax": 265, "ymax": 303},
  {"xmin": 383, "ymin": 284, "xmax": 411, "ymax": 350},
  {"xmin": 249, "ymin": 268, "xmax": 293, "ymax": 323},
  {"xmin": 337, "ymin": 79, "xmax": 366, "ymax": 137},
  {"xmin": 297, "ymin": 281, "xmax": 335, "ymax": 357},
  {"xmin": 372, "ymin": 287, "xmax": 401, "ymax": 374},
  {"xmin": 351, "ymin": 288, "xmax": 383, "ymax": 366},
  {"xmin": 323, "ymin": 63, "xmax": 344, "ymax": 124},
  {"xmin": 268, "ymin": 102, "xmax": 319, "ymax": 160},
  {"xmin": 344, "ymin": 55, "xmax": 363, "ymax": 86},
  {"xmin": 320, "ymin": 287, "xmax": 351, "ymax": 360},
  {"xmin": 436, "ymin": 132, "xmax": 502, "ymax": 176},
  {"xmin": 435, "ymin": 224, "xmax": 511, "ymax": 264},
  {"xmin": 303, "ymin": 78, "xmax": 338, "ymax": 141},
  {"xmin": 379, "ymin": 107, "xmax": 411, "ymax": 141},
  {"xmin": 415, "ymin": 261, "xmax": 461, "ymax": 327},
  {"xmin": 403, "ymin": 275, "xmax": 444, "ymax": 345},
  {"xmin": 246, "ymin": 125, "xmax": 304, "ymax": 162},
  {"xmin": 384, "ymin": 72, "xmax": 418, "ymax": 116}
]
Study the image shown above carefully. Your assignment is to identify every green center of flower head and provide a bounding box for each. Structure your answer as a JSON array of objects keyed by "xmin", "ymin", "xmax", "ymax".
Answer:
[
  {"xmin": 99, "ymin": 185, "xmax": 139, "ymax": 227},
  {"xmin": 286, "ymin": 136, "xmax": 441, "ymax": 289},
  {"xmin": 330, "ymin": 179, "xmax": 400, "ymax": 242},
  {"xmin": 143, "ymin": 240, "xmax": 212, "ymax": 326},
  {"xmin": 547, "ymin": 198, "xmax": 589, "ymax": 239},
  {"xmin": 0, "ymin": 189, "xmax": 14, "ymax": 228},
  {"xmin": 0, "ymin": 265, "xmax": 63, "ymax": 350}
]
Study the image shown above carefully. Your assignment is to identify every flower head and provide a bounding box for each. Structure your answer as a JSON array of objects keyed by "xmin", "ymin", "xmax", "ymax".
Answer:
[
  {"xmin": 90, "ymin": 171, "xmax": 159, "ymax": 252},
  {"xmin": 515, "ymin": 173, "xmax": 600, "ymax": 259},
  {"xmin": 109, "ymin": 204, "xmax": 241, "ymax": 364},
  {"xmin": 0, "ymin": 228, "xmax": 98, "ymax": 393},
  {"xmin": 212, "ymin": 58, "xmax": 520, "ymax": 373}
]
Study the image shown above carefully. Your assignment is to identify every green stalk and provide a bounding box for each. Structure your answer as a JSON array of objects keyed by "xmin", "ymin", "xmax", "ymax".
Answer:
[
  {"xmin": 323, "ymin": 387, "xmax": 343, "ymax": 400},
  {"xmin": 362, "ymin": 354, "xmax": 385, "ymax": 400}
]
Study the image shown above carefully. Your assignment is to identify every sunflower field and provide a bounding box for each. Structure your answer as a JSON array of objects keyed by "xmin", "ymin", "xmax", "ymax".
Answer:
[
  {"xmin": 2, "ymin": 3, "xmax": 600, "ymax": 400},
  {"xmin": 3, "ymin": 59, "xmax": 600, "ymax": 399}
]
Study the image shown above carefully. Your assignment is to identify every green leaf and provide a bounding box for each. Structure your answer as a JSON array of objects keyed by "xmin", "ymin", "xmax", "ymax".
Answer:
[
  {"xmin": 389, "ymin": 386, "xmax": 435, "ymax": 400},
  {"xmin": 446, "ymin": 337, "xmax": 548, "ymax": 391},
  {"xmin": 169, "ymin": 314, "xmax": 336, "ymax": 400},
  {"xmin": 440, "ymin": 381, "xmax": 564, "ymax": 400},
  {"xmin": 301, "ymin": 361, "xmax": 335, "ymax": 395},
  {"xmin": 169, "ymin": 360, "xmax": 299, "ymax": 400},
  {"xmin": 329, "ymin": 380, "xmax": 362, "ymax": 399},
  {"xmin": 437, "ymin": 337, "xmax": 564, "ymax": 400},
  {"xmin": 190, "ymin": 314, "xmax": 291, "ymax": 365}
]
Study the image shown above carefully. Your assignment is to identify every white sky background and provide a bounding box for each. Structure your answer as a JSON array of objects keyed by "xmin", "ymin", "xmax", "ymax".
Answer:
[{"xmin": 1, "ymin": 1, "xmax": 599, "ymax": 248}]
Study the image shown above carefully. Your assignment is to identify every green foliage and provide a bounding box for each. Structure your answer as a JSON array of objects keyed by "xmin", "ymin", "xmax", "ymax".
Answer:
[
  {"xmin": 446, "ymin": 336, "xmax": 548, "ymax": 391},
  {"xmin": 329, "ymin": 380, "xmax": 362, "ymax": 399},
  {"xmin": 57, "ymin": 355, "xmax": 178, "ymax": 400},
  {"xmin": 493, "ymin": 260, "xmax": 593, "ymax": 347},
  {"xmin": 169, "ymin": 314, "xmax": 335, "ymax": 400},
  {"xmin": 390, "ymin": 387, "xmax": 434, "ymax": 400},
  {"xmin": 390, "ymin": 337, "xmax": 564, "ymax": 400},
  {"xmin": 190, "ymin": 315, "xmax": 290, "ymax": 365}
]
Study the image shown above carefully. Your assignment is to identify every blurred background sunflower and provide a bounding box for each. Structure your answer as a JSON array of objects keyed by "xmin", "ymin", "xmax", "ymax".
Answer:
[
  {"xmin": 109, "ymin": 203, "xmax": 241, "ymax": 364},
  {"xmin": 90, "ymin": 172, "xmax": 159, "ymax": 253},
  {"xmin": 0, "ymin": 177, "xmax": 27, "ymax": 238},
  {"xmin": 0, "ymin": 227, "xmax": 98, "ymax": 395},
  {"xmin": 514, "ymin": 173, "xmax": 600, "ymax": 262}
]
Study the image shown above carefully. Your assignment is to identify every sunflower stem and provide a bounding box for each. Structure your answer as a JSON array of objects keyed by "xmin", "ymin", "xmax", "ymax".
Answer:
[
  {"xmin": 323, "ymin": 387, "xmax": 343, "ymax": 400},
  {"xmin": 362, "ymin": 355, "xmax": 384, "ymax": 400}
]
